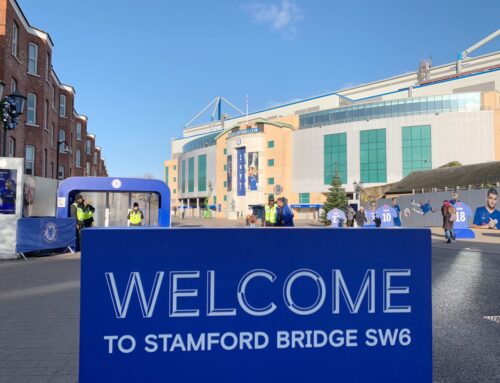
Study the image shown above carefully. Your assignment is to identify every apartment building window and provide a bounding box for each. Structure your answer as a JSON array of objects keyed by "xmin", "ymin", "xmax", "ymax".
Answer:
[
  {"xmin": 25, "ymin": 145, "xmax": 35, "ymax": 175},
  {"xmin": 58, "ymin": 166, "xmax": 64, "ymax": 180},
  {"xmin": 267, "ymin": 140, "xmax": 275, "ymax": 149},
  {"xmin": 268, "ymin": 159, "xmax": 274, "ymax": 166},
  {"xmin": 8, "ymin": 138, "xmax": 15, "ymax": 157},
  {"xmin": 12, "ymin": 22, "xmax": 18, "ymax": 57},
  {"xmin": 267, "ymin": 177, "xmax": 275, "ymax": 185},
  {"xmin": 50, "ymin": 124, "xmax": 55, "ymax": 147},
  {"xmin": 93, "ymin": 151, "xmax": 97, "ymax": 165},
  {"xmin": 173, "ymin": 165, "xmax": 176, "ymax": 171},
  {"xmin": 86, "ymin": 139, "xmax": 91, "ymax": 155},
  {"xmin": 46, "ymin": 54, "xmax": 50, "ymax": 80},
  {"xmin": 59, "ymin": 94, "xmax": 66, "ymax": 117},
  {"xmin": 52, "ymin": 85, "xmax": 56, "ymax": 107},
  {"xmin": 165, "ymin": 166, "xmax": 169, "ymax": 184},
  {"xmin": 11, "ymin": 78, "xmax": 17, "ymax": 93},
  {"xmin": 58, "ymin": 130, "xmax": 66, "ymax": 152},
  {"xmin": 223, "ymin": 148, "xmax": 227, "ymax": 155},
  {"xmin": 28, "ymin": 43, "xmax": 38, "ymax": 74},
  {"xmin": 44, "ymin": 149, "xmax": 48, "ymax": 177},
  {"xmin": 44, "ymin": 100, "xmax": 49, "ymax": 130},
  {"xmin": 86, "ymin": 162, "xmax": 90, "ymax": 176},
  {"xmin": 173, "ymin": 189, "xmax": 176, "ymax": 194},
  {"xmin": 76, "ymin": 122, "xmax": 82, "ymax": 140},
  {"xmin": 173, "ymin": 177, "xmax": 176, "ymax": 182},
  {"xmin": 75, "ymin": 149, "xmax": 81, "ymax": 167},
  {"xmin": 27, "ymin": 93, "xmax": 36, "ymax": 124}
]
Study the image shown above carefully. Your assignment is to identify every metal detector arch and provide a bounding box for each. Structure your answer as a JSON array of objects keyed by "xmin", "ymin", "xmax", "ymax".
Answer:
[{"xmin": 56, "ymin": 177, "xmax": 170, "ymax": 227}]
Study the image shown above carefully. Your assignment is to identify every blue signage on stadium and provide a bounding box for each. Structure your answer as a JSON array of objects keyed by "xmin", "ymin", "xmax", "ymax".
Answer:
[{"xmin": 80, "ymin": 228, "xmax": 432, "ymax": 382}]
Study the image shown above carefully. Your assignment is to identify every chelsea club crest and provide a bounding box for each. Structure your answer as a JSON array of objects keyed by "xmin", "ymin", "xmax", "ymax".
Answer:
[{"xmin": 42, "ymin": 222, "xmax": 58, "ymax": 243}]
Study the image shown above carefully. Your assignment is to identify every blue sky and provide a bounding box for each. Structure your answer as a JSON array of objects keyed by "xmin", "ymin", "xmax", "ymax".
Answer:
[{"xmin": 18, "ymin": 0, "xmax": 500, "ymax": 179}]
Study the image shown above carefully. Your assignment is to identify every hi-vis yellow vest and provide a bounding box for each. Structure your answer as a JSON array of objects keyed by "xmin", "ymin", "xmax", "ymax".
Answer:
[
  {"xmin": 265, "ymin": 204, "xmax": 277, "ymax": 223},
  {"xmin": 72, "ymin": 202, "xmax": 85, "ymax": 222},
  {"xmin": 130, "ymin": 210, "xmax": 142, "ymax": 225}
]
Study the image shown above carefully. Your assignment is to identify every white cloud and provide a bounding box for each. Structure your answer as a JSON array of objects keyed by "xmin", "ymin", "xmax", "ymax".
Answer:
[{"xmin": 246, "ymin": 0, "xmax": 303, "ymax": 38}]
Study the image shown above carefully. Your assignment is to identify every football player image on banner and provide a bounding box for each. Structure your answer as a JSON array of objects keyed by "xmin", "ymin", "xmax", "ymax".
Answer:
[
  {"xmin": 452, "ymin": 201, "xmax": 472, "ymax": 230},
  {"xmin": 411, "ymin": 199, "xmax": 438, "ymax": 215},
  {"xmin": 326, "ymin": 208, "xmax": 346, "ymax": 227},
  {"xmin": 0, "ymin": 169, "xmax": 17, "ymax": 215},
  {"xmin": 376, "ymin": 204, "xmax": 398, "ymax": 228},
  {"xmin": 236, "ymin": 148, "xmax": 246, "ymax": 197},
  {"xmin": 473, "ymin": 188, "xmax": 500, "ymax": 230},
  {"xmin": 226, "ymin": 155, "xmax": 232, "ymax": 192},
  {"xmin": 247, "ymin": 152, "xmax": 259, "ymax": 191}
]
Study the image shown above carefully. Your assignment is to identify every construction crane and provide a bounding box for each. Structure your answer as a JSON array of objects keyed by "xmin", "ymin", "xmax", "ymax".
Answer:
[{"xmin": 457, "ymin": 29, "xmax": 500, "ymax": 73}]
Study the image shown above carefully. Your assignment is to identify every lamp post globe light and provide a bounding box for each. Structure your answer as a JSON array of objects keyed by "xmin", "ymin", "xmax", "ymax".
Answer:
[
  {"xmin": 353, "ymin": 180, "xmax": 364, "ymax": 208},
  {"xmin": 0, "ymin": 82, "xmax": 27, "ymax": 157}
]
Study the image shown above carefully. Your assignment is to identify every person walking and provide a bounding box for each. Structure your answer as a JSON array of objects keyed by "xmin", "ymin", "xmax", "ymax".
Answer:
[
  {"xmin": 443, "ymin": 202, "xmax": 456, "ymax": 243},
  {"xmin": 276, "ymin": 198, "xmax": 294, "ymax": 227},
  {"xmin": 346, "ymin": 206, "xmax": 356, "ymax": 227},
  {"xmin": 264, "ymin": 196, "xmax": 277, "ymax": 227},
  {"xmin": 354, "ymin": 206, "xmax": 367, "ymax": 227},
  {"xmin": 70, "ymin": 194, "xmax": 86, "ymax": 251},
  {"xmin": 128, "ymin": 202, "xmax": 144, "ymax": 226}
]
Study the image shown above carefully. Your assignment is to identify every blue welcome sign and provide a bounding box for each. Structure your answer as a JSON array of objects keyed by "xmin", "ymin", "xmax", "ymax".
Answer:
[{"xmin": 80, "ymin": 228, "xmax": 432, "ymax": 382}]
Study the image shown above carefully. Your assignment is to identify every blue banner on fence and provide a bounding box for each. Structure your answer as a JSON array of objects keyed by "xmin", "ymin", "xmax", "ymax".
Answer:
[
  {"xmin": 16, "ymin": 217, "xmax": 75, "ymax": 253},
  {"xmin": 80, "ymin": 228, "xmax": 432, "ymax": 383}
]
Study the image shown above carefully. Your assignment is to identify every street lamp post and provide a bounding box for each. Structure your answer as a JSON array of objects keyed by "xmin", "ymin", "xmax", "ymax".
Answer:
[
  {"xmin": 353, "ymin": 180, "xmax": 364, "ymax": 208},
  {"xmin": 56, "ymin": 140, "xmax": 71, "ymax": 180},
  {"xmin": 0, "ymin": 82, "xmax": 26, "ymax": 157}
]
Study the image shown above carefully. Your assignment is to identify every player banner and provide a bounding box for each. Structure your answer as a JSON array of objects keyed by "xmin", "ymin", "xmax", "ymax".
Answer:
[{"xmin": 80, "ymin": 228, "xmax": 432, "ymax": 382}]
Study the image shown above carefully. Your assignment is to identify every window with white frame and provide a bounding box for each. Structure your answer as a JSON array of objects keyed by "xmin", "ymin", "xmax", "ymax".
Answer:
[
  {"xmin": 76, "ymin": 122, "xmax": 82, "ymax": 140},
  {"xmin": 25, "ymin": 145, "xmax": 35, "ymax": 175},
  {"xmin": 58, "ymin": 166, "xmax": 64, "ymax": 180},
  {"xmin": 44, "ymin": 100, "xmax": 49, "ymax": 130},
  {"xmin": 59, "ymin": 94, "xmax": 66, "ymax": 117},
  {"xmin": 75, "ymin": 149, "xmax": 81, "ymax": 167},
  {"xmin": 46, "ymin": 54, "xmax": 50, "ymax": 80},
  {"xmin": 12, "ymin": 22, "xmax": 18, "ymax": 57},
  {"xmin": 28, "ymin": 43, "xmax": 38, "ymax": 74},
  {"xmin": 11, "ymin": 78, "xmax": 17, "ymax": 93},
  {"xmin": 58, "ymin": 130, "xmax": 66, "ymax": 153},
  {"xmin": 50, "ymin": 124, "xmax": 55, "ymax": 147},
  {"xmin": 86, "ymin": 140, "xmax": 91, "ymax": 155},
  {"xmin": 86, "ymin": 162, "xmax": 90, "ymax": 176},
  {"xmin": 27, "ymin": 93, "xmax": 36, "ymax": 124},
  {"xmin": 93, "ymin": 151, "xmax": 97, "ymax": 165}
]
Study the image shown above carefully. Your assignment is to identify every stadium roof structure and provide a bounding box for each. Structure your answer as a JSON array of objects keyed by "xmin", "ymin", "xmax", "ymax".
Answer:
[{"xmin": 383, "ymin": 161, "xmax": 500, "ymax": 195}]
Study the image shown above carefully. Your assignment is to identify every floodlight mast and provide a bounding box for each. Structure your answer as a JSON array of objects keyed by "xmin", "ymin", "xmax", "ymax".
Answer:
[
  {"xmin": 184, "ymin": 96, "xmax": 245, "ymax": 128},
  {"xmin": 456, "ymin": 29, "xmax": 500, "ymax": 73}
]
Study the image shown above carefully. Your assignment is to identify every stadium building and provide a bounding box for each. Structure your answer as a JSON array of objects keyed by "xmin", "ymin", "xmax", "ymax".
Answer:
[{"xmin": 164, "ymin": 41, "xmax": 500, "ymax": 220}]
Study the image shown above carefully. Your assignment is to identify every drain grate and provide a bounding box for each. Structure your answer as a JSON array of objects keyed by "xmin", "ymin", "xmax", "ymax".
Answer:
[{"xmin": 483, "ymin": 315, "xmax": 500, "ymax": 324}]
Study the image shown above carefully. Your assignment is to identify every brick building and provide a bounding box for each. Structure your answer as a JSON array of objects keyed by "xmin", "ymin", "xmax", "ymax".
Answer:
[{"xmin": 0, "ymin": 0, "xmax": 108, "ymax": 178}]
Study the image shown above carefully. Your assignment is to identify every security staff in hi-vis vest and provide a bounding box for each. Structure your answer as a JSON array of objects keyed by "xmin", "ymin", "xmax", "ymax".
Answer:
[
  {"xmin": 82, "ymin": 199, "xmax": 95, "ymax": 228},
  {"xmin": 264, "ymin": 196, "xmax": 277, "ymax": 227},
  {"xmin": 70, "ymin": 194, "xmax": 85, "ymax": 251},
  {"xmin": 128, "ymin": 202, "xmax": 144, "ymax": 226}
]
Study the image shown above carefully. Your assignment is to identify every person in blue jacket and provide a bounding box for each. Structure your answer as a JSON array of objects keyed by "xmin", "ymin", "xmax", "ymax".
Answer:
[{"xmin": 276, "ymin": 197, "xmax": 294, "ymax": 227}]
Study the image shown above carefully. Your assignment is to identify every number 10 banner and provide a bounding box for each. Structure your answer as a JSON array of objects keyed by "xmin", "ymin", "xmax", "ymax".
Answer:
[{"xmin": 80, "ymin": 228, "xmax": 432, "ymax": 382}]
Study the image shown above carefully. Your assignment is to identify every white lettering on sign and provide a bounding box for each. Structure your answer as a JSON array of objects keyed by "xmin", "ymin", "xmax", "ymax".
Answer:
[{"xmin": 105, "ymin": 268, "xmax": 412, "ymax": 319}]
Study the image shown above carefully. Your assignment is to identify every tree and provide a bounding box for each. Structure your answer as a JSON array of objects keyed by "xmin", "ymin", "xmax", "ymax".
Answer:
[
  {"xmin": 321, "ymin": 172, "xmax": 348, "ymax": 225},
  {"xmin": 439, "ymin": 161, "xmax": 462, "ymax": 168}
]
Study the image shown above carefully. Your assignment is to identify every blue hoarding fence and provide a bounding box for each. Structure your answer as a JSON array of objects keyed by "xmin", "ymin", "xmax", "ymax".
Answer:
[
  {"xmin": 16, "ymin": 218, "xmax": 76, "ymax": 260},
  {"xmin": 80, "ymin": 228, "xmax": 432, "ymax": 382}
]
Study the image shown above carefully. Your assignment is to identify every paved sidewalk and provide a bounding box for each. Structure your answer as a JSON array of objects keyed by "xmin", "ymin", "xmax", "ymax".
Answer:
[
  {"xmin": 0, "ymin": 225, "xmax": 498, "ymax": 382},
  {"xmin": 0, "ymin": 254, "xmax": 80, "ymax": 383}
]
